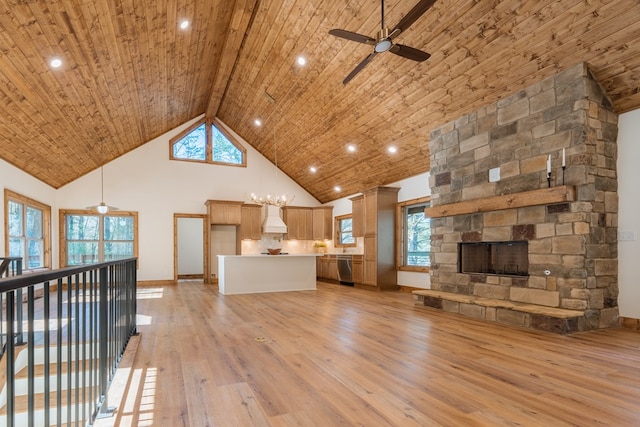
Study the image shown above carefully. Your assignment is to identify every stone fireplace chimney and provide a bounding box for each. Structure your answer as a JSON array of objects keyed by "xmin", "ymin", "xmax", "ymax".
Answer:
[{"xmin": 424, "ymin": 63, "xmax": 619, "ymax": 333}]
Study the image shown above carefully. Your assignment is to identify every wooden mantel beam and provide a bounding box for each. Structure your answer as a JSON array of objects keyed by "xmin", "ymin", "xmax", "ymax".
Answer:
[{"xmin": 425, "ymin": 186, "xmax": 576, "ymax": 218}]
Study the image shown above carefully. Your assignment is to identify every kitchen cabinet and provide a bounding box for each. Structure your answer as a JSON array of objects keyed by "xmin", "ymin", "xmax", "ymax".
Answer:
[
  {"xmin": 206, "ymin": 200, "xmax": 242, "ymax": 225},
  {"xmin": 352, "ymin": 255, "xmax": 363, "ymax": 284},
  {"xmin": 350, "ymin": 195, "xmax": 364, "ymax": 237},
  {"xmin": 282, "ymin": 207, "xmax": 313, "ymax": 240},
  {"xmin": 239, "ymin": 204, "xmax": 262, "ymax": 240},
  {"xmin": 312, "ymin": 206, "xmax": 333, "ymax": 240},
  {"xmin": 358, "ymin": 187, "xmax": 399, "ymax": 291},
  {"xmin": 363, "ymin": 236, "xmax": 377, "ymax": 286},
  {"xmin": 317, "ymin": 255, "xmax": 338, "ymax": 281}
]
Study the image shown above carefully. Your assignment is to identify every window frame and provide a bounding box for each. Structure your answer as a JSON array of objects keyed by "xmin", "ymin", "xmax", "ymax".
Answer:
[
  {"xmin": 59, "ymin": 209, "xmax": 139, "ymax": 267},
  {"xmin": 396, "ymin": 196, "xmax": 431, "ymax": 273},
  {"xmin": 4, "ymin": 189, "xmax": 52, "ymax": 271},
  {"xmin": 334, "ymin": 214, "xmax": 356, "ymax": 248},
  {"xmin": 169, "ymin": 118, "xmax": 247, "ymax": 167}
]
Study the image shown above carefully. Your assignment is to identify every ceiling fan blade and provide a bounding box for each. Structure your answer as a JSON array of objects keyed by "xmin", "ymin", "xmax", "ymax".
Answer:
[
  {"xmin": 390, "ymin": 0, "xmax": 436, "ymax": 39},
  {"xmin": 389, "ymin": 44, "xmax": 431, "ymax": 61},
  {"xmin": 343, "ymin": 52, "xmax": 378, "ymax": 84},
  {"xmin": 329, "ymin": 29, "xmax": 376, "ymax": 45}
]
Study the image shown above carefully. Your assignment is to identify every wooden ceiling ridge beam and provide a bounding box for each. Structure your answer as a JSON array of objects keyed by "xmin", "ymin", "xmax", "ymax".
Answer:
[
  {"xmin": 223, "ymin": 0, "xmax": 290, "ymax": 121},
  {"xmin": 206, "ymin": 0, "xmax": 273, "ymax": 121}
]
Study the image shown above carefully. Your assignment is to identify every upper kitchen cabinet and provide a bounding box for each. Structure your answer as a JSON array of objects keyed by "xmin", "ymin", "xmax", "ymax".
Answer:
[
  {"xmin": 350, "ymin": 195, "xmax": 364, "ymax": 237},
  {"xmin": 312, "ymin": 206, "xmax": 333, "ymax": 240},
  {"xmin": 239, "ymin": 204, "xmax": 262, "ymax": 240},
  {"xmin": 282, "ymin": 207, "xmax": 313, "ymax": 240},
  {"xmin": 206, "ymin": 200, "xmax": 242, "ymax": 225}
]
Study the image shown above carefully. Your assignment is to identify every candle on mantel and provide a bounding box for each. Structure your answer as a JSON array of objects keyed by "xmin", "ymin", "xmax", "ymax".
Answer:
[
  {"xmin": 547, "ymin": 154, "xmax": 551, "ymax": 174},
  {"xmin": 562, "ymin": 148, "xmax": 566, "ymax": 167}
]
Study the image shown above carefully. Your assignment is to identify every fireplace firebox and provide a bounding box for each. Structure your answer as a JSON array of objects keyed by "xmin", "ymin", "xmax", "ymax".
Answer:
[{"xmin": 459, "ymin": 241, "xmax": 529, "ymax": 277}]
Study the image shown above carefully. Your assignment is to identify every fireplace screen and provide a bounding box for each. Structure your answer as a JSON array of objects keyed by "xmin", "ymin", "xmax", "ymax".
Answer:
[{"xmin": 459, "ymin": 241, "xmax": 529, "ymax": 276}]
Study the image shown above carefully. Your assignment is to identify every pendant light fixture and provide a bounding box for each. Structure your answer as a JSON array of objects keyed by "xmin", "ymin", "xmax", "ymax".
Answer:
[{"xmin": 86, "ymin": 160, "xmax": 118, "ymax": 214}]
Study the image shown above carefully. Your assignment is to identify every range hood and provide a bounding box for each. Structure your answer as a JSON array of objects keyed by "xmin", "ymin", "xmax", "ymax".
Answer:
[{"xmin": 262, "ymin": 205, "xmax": 288, "ymax": 234}]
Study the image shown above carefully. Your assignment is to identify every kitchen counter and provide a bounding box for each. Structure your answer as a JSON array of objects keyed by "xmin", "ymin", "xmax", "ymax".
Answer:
[{"xmin": 217, "ymin": 254, "xmax": 322, "ymax": 295}]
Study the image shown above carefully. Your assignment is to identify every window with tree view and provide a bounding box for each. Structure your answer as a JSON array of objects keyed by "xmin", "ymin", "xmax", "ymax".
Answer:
[
  {"xmin": 212, "ymin": 123, "xmax": 243, "ymax": 164},
  {"xmin": 8, "ymin": 201, "xmax": 44, "ymax": 269},
  {"xmin": 170, "ymin": 119, "xmax": 246, "ymax": 167},
  {"xmin": 402, "ymin": 202, "xmax": 431, "ymax": 268},
  {"xmin": 63, "ymin": 212, "xmax": 137, "ymax": 266},
  {"xmin": 5, "ymin": 190, "xmax": 51, "ymax": 271},
  {"xmin": 172, "ymin": 122, "xmax": 207, "ymax": 161},
  {"xmin": 335, "ymin": 215, "xmax": 355, "ymax": 247}
]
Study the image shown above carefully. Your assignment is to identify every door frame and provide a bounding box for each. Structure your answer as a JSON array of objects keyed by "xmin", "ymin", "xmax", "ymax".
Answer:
[{"xmin": 173, "ymin": 213, "xmax": 209, "ymax": 283}]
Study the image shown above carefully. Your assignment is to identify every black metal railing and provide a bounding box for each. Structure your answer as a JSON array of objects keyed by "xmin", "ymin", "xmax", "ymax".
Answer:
[
  {"xmin": 0, "ymin": 257, "xmax": 22, "ymax": 278},
  {"xmin": 0, "ymin": 258, "xmax": 137, "ymax": 427},
  {"xmin": 0, "ymin": 257, "xmax": 24, "ymax": 355}
]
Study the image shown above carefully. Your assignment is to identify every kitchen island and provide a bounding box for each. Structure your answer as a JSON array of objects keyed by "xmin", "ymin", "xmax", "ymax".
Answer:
[{"xmin": 217, "ymin": 254, "xmax": 321, "ymax": 295}]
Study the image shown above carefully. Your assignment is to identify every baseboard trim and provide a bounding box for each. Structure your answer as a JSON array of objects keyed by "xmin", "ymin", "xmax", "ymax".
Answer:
[
  {"xmin": 137, "ymin": 280, "xmax": 176, "ymax": 287},
  {"xmin": 620, "ymin": 317, "xmax": 640, "ymax": 331}
]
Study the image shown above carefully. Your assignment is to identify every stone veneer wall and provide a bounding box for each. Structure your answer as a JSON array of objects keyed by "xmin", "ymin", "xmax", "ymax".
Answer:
[{"xmin": 428, "ymin": 63, "xmax": 619, "ymax": 330}]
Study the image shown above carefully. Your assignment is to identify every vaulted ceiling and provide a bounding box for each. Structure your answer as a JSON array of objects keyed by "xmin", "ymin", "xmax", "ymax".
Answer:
[{"xmin": 1, "ymin": 0, "xmax": 639, "ymax": 203}]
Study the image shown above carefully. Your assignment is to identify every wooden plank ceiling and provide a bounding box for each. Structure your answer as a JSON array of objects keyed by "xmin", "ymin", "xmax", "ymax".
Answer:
[{"xmin": 0, "ymin": 0, "xmax": 639, "ymax": 203}]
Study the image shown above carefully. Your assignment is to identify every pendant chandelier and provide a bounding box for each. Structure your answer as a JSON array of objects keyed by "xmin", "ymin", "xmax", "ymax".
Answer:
[{"xmin": 250, "ymin": 93, "xmax": 295, "ymax": 207}]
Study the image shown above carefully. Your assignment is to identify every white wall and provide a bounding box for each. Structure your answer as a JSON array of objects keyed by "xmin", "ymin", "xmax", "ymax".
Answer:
[
  {"xmin": 325, "ymin": 172, "xmax": 432, "ymax": 289},
  {"xmin": 56, "ymin": 115, "xmax": 318, "ymax": 281},
  {"xmin": 617, "ymin": 109, "xmax": 640, "ymax": 318},
  {"xmin": 0, "ymin": 158, "xmax": 58, "ymax": 262}
]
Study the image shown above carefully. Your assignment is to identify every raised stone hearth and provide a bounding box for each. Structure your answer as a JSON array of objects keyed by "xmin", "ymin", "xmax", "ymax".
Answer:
[
  {"xmin": 422, "ymin": 63, "xmax": 619, "ymax": 333},
  {"xmin": 413, "ymin": 289, "xmax": 584, "ymax": 334}
]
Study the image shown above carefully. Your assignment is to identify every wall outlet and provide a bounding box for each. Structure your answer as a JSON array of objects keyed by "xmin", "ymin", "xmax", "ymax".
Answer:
[
  {"xmin": 618, "ymin": 231, "xmax": 636, "ymax": 241},
  {"xmin": 489, "ymin": 167, "xmax": 500, "ymax": 182}
]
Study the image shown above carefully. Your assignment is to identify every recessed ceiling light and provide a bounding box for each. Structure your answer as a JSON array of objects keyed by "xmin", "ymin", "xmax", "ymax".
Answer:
[
  {"xmin": 296, "ymin": 56, "xmax": 307, "ymax": 66},
  {"xmin": 180, "ymin": 20, "xmax": 189, "ymax": 30},
  {"xmin": 388, "ymin": 146, "xmax": 398, "ymax": 154},
  {"xmin": 50, "ymin": 58, "xmax": 62, "ymax": 68},
  {"xmin": 310, "ymin": 166, "xmax": 317, "ymax": 173},
  {"xmin": 334, "ymin": 186, "xmax": 341, "ymax": 192},
  {"xmin": 254, "ymin": 118, "xmax": 262, "ymax": 127},
  {"xmin": 347, "ymin": 144, "xmax": 356, "ymax": 153}
]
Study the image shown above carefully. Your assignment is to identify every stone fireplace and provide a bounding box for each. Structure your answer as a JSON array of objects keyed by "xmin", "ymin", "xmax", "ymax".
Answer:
[{"xmin": 420, "ymin": 63, "xmax": 619, "ymax": 333}]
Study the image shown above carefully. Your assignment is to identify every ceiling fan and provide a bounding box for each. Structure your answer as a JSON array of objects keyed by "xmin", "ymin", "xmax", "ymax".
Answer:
[{"xmin": 329, "ymin": 0, "xmax": 435, "ymax": 84}]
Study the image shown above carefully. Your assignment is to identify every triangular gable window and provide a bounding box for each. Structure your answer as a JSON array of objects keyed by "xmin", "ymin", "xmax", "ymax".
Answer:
[
  {"xmin": 211, "ymin": 122, "xmax": 245, "ymax": 166},
  {"xmin": 170, "ymin": 118, "xmax": 246, "ymax": 167},
  {"xmin": 171, "ymin": 122, "xmax": 207, "ymax": 161}
]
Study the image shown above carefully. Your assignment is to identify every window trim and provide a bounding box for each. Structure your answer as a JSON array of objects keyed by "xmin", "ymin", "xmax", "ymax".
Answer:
[
  {"xmin": 169, "ymin": 118, "xmax": 247, "ymax": 167},
  {"xmin": 396, "ymin": 196, "xmax": 431, "ymax": 273},
  {"xmin": 59, "ymin": 209, "xmax": 139, "ymax": 267},
  {"xmin": 4, "ymin": 189, "xmax": 52, "ymax": 271},
  {"xmin": 334, "ymin": 214, "xmax": 356, "ymax": 248}
]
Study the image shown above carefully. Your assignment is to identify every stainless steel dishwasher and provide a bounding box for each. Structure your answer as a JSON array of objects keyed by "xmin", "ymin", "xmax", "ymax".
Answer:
[{"xmin": 336, "ymin": 255, "xmax": 354, "ymax": 285}]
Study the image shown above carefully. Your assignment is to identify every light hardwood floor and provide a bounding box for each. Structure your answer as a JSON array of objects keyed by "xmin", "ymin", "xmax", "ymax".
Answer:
[{"xmin": 99, "ymin": 281, "xmax": 640, "ymax": 426}]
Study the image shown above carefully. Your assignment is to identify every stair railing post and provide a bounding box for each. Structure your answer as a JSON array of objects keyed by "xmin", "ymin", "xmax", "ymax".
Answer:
[
  {"xmin": 97, "ymin": 265, "xmax": 115, "ymax": 418},
  {"xmin": 15, "ymin": 259, "xmax": 24, "ymax": 345}
]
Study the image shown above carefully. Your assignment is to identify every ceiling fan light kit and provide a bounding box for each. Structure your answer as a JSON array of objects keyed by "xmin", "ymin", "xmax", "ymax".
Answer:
[{"xmin": 329, "ymin": 0, "xmax": 436, "ymax": 84}]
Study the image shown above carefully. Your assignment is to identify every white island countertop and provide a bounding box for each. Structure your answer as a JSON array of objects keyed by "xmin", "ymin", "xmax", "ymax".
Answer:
[
  {"xmin": 221, "ymin": 253, "xmax": 322, "ymax": 258},
  {"xmin": 217, "ymin": 254, "xmax": 322, "ymax": 295}
]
